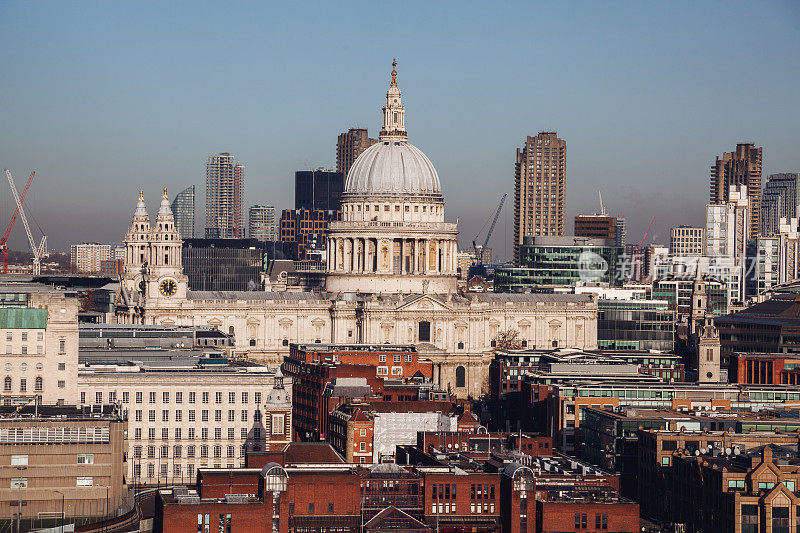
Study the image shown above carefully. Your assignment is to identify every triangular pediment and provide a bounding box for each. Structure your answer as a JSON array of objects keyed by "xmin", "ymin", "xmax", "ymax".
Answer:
[{"xmin": 396, "ymin": 294, "xmax": 452, "ymax": 312}]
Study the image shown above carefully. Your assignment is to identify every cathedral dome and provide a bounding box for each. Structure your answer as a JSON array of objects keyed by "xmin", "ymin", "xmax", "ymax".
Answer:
[{"xmin": 344, "ymin": 140, "xmax": 441, "ymax": 198}]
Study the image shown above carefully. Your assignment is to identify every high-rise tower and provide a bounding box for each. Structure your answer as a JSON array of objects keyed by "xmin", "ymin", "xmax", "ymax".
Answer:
[
  {"xmin": 710, "ymin": 143, "xmax": 762, "ymax": 240},
  {"xmin": 514, "ymin": 132, "xmax": 566, "ymax": 263},
  {"xmin": 171, "ymin": 185, "xmax": 195, "ymax": 239},
  {"xmin": 337, "ymin": 128, "xmax": 378, "ymax": 177},
  {"xmin": 206, "ymin": 153, "xmax": 244, "ymax": 238}
]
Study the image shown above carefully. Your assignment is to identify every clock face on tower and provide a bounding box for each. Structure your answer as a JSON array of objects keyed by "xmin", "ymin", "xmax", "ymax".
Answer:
[{"xmin": 159, "ymin": 279, "xmax": 177, "ymax": 297}]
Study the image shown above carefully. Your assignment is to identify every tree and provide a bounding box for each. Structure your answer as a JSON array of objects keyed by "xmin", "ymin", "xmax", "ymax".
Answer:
[{"xmin": 493, "ymin": 328, "xmax": 522, "ymax": 350}]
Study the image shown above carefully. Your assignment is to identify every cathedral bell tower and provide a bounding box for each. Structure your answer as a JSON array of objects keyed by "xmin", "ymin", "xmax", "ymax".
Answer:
[
  {"xmin": 122, "ymin": 190, "xmax": 152, "ymax": 305},
  {"xmin": 146, "ymin": 188, "xmax": 187, "ymax": 302}
]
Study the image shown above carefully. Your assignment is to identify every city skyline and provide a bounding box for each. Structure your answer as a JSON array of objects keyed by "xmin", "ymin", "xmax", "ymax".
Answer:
[{"xmin": 1, "ymin": 1, "xmax": 798, "ymax": 260}]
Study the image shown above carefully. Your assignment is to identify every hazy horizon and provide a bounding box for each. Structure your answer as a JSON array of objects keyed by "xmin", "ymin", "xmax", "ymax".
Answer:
[{"xmin": 1, "ymin": 1, "xmax": 798, "ymax": 262}]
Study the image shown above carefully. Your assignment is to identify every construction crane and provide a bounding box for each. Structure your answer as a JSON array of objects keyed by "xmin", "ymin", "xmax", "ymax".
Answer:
[
  {"xmin": 0, "ymin": 170, "xmax": 35, "ymax": 274},
  {"xmin": 637, "ymin": 215, "xmax": 656, "ymax": 253},
  {"xmin": 472, "ymin": 193, "xmax": 507, "ymax": 265},
  {"xmin": 5, "ymin": 169, "xmax": 46, "ymax": 275}
]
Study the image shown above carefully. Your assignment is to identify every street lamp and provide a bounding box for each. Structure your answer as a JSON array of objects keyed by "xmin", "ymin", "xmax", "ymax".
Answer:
[
  {"xmin": 15, "ymin": 465, "xmax": 27, "ymax": 533},
  {"xmin": 54, "ymin": 490, "xmax": 64, "ymax": 533}
]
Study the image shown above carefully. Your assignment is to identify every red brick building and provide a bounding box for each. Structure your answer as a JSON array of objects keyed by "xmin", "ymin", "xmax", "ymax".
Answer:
[
  {"xmin": 283, "ymin": 343, "xmax": 436, "ymax": 440},
  {"xmin": 730, "ymin": 352, "xmax": 800, "ymax": 384}
]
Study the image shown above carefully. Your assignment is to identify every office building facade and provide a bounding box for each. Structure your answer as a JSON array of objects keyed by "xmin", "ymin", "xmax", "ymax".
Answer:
[
  {"xmin": 495, "ymin": 236, "xmax": 620, "ymax": 290},
  {"xmin": 514, "ymin": 132, "xmax": 566, "ymax": 262},
  {"xmin": 294, "ymin": 169, "xmax": 344, "ymax": 212},
  {"xmin": 761, "ymin": 172, "xmax": 799, "ymax": 237},
  {"xmin": 70, "ymin": 243, "xmax": 112, "ymax": 273},
  {"xmin": 710, "ymin": 143, "xmax": 762, "ymax": 240},
  {"xmin": 171, "ymin": 185, "xmax": 195, "ymax": 239},
  {"xmin": 670, "ymin": 226, "xmax": 704, "ymax": 256},
  {"xmin": 336, "ymin": 128, "xmax": 378, "ymax": 177},
  {"xmin": 574, "ymin": 215, "xmax": 616, "ymax": 240},
  {"xmin": 247, "ymin": 205, "xmax": 277, "ymax": 241},
  {"xmin": 206, "ymin": 153, "xmax": 244, "ymax": 238},
  {"xmin": 182, "ymin": 238, "xmax": 271, "ymax": 291}
]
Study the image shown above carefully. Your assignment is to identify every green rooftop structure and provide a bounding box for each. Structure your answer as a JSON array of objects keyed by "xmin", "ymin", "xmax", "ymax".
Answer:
[{"xmin": 0, "ymin": 308, "xmax": 47, "ymax": 329}]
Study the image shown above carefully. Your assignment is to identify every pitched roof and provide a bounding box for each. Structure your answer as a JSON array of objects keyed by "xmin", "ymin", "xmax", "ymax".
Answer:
[
  {"xmin": 281, "ymin": 442, "xmax": 344, "ymax": 465},
  {"xmin": 364, "ymin": 505, "xmax": 431, "ymax": 532}
]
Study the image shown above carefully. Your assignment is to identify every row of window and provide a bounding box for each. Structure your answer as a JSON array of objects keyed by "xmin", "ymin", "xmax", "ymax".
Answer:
[
  {"xmin": 4, "ymin": 345, "xmax": 44, "ymax": 355},
  {"xmin": 575, "ymin": 512, "xmax": 608, "ymax": 529},
  {"xmin": 131, "ymin": 424, "xmax": 282, "ymax": 441},
  {"xmin": 12, "ymin": 476, "xmax": 94, "ymax": 488},
  {"xmin": 87, "ymin": 390, "xmax": 263, "ymax": 405},
  {"xmin": 3, "ymin": 376, "xmax": 54, "ymax": 391},
  {"xmin": 134, "ymin": 444, "xmax": 242, "ymax": 459},
  {"xmin": 5, "ymin": 332, "xmax": 44, "ymax": 342},
  {"xmin": 4, "ymin": 362, "xmax": 64, "ymax": 371},
  {"xmin": 132, "ymin": 409, "xmax": 270, "ymax": 424},
  {"xmin": 11, "ymin": 454, "xmax": 92, "ymax": 466}
]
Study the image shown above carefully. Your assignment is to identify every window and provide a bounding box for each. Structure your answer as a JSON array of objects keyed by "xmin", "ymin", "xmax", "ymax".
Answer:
[
  {"xmin": 228, "ymin": 392, "xmax": 235, "ymax": 403},
  {"xmin": 160, "ymin": 445, "xmax": 169, "ymax": 458},
  {"xmin": 149, "ymin": 410, "xmax": 156, "ymax": 422},
  {"xmin": 176, "ymin": 392, "xmax": 182, "ymax": 404},
  {"xmin": 133, "ymin": 446, "xmax": 142, "ymax": 459},
  {"xmin": 228, "ymin": 410, "xmax": 235, "ymax": 422},
  {"xmin": 661, "ymin": 457, "xmax": 670, "ymax": 466},
  {"xmin": 134, "ymin": 428, "xmax": 142, "ymax": 440},
  {"xmin": 162, "ymin": 428, "xmax": 169, "ymax": 439},
  {"xmin": 163, "ymin": 392, "xmax": 170, "ymax": 403},
  {"xmin": 360, "ymin": 442, "xmax": 366, "ymax": 452},
  {"xmin": 309, "ymin": 503, "xmax": 315, "ymax": 514},
  {"xmin": 215, "ymin": 392, "xmax": 222, "ymax": 404},
  {"xmin": 254, "ymin": 392, "xmax": 261, "ymax": 404},
  {"xmin": 228, "ymin": 428, "xmax": 235, "ymax": 439},
  {"xmin": 254, "ymin": 410, "xmax": 261, "ymax": 423},
  {"xmin": 188, "ymin": 428, "xmax": 195, "ymax": 439},
  {"xmin": 136, "ymin": 392, "xmax": 143, "ymax": 404},
  {"xmin": 215, "ymin": 428, "xmax": 222, "ymax": 440},
  {"xmin": 20, "ymin": 379, "xmax": 27, "ymax": 391},
  {"xmin": 35, "ymin": 376, "xmax": 42, "ymax": 391},
  {"xmin": 59, "ymin": 339, "xmax": 65, "ymax": 353},
  {"xmin": 202, "ymin": 392, "xmax": 209, "ymax": 404},
  {"xmin": 419, "ymin": 321, "xmax": 431, "ymax": 342},
  {"xmin": 11, "ymin": 455, "xmax": 28, "ymax": 466},
  {"xmin": 148, "ymin": 428, "xmax": 155, "ymax": 440},
  {"xmin": 77, "ymin": 477, "xmax": 93, "ymax": 487},
  {"xmin": 202, "ymin": 428, "xmax": 208, "ymax": 440},
  {"xmin": 360, "ymin": 428, "xmax": 367, "ymax": 437},
  {"xmin": 200, "ymin": 445, "xmax": 208, "ymax": 458},
  {"xmin": 122, "ymin": 391, "xmax": 129, "ymax": 404},
  {"xmin": 162, "ymin": 410, "xmax": 169, "ymax": 422},
  {"xmin": 227, "ymin": 446, "xmax": 235, "ymax": 458},
  {"xmin": 77, "ymin": 454, "xmax": 94, "ymax": 464},
  {"xmin": 189, "ymin": 392, "xmax": 196, "ymax": 404},
  {"xmin": 202, "ymin": 410, "xmax": 209, "ymax": 422},
  {"xmin": 241, "ymin": 410, "xmax": 248, "ymax": 422},
  {"xmin": 11, "ymin": 478, "xmax": 27, "ymax": 488},
  {"xmin": 187, "ymin": 446, "xmax": 195, "ymax": 458},
  {"xmin": 455, "ymin": 366, "xmax": 466, "ymax": 388},
  {"xmin": 175, "ymin": 428, "xmax": 182, "ymax": 440},
  {"xmin": 149, "ymin": 392, "xmax": 156, "ymax": 404},
  {"xmin": 241, "ymin": 392, "xmax": 248, "ymax": 403},
  {"xmin": 188, "ymin": 410, "xmax": 196, "ymax": 422},
  {"xmin": 175, "ymin": 410, "xmax": 182, "ymax": 422},
  {"xmin": 3, "ymin": 377, "xmax": 10, "ymax": 391},
  {"xmin": 37, "ymin": 332, "xmax": 43, "ymax": 342}
]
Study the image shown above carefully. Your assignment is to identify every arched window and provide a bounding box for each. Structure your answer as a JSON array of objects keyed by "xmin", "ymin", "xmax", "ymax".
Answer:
[
  {"xmin": 34, "ymin": 377, "xmax": 43, "ymax": 391},
  {"xmin": 249, "ymin": 339, "xmax": 256, "ymax": 347},
  {"xmin": 455, "ymin": 366, "xmax": 466, "ymax": 388},
  {"xmin": 228, "ymin": 326, "xmax": 235, "ymax": 336},
  {"xmin": 3, "ymin": 377, "xmax": 11, "ymax": 391}
]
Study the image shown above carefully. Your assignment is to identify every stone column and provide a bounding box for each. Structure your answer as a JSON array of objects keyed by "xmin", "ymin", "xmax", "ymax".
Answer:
[{"xmin": 413, "ymin": 239, "xmax": 419, "ymax": 274}]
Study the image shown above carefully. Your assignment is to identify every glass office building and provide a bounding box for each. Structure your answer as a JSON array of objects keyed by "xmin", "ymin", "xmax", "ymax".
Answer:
[
  {"xmin": 495, "ymin": 236, "xmax": 621, "ymax": 291},
  {"xmin": 171, "ymin": 185, "xmax": 196, "ymax": 239},
  {"xmin": 182, "ymin": 238, "xmax": 294, "ymax": 291},
  {"xmin": 597, "ymin": 299, "xmax": 675, "ymax": 352}
]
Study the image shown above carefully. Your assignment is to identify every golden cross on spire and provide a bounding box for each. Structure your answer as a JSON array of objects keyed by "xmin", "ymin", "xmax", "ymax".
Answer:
[
  {"xmin": 163, "ymin": 187, "xmax": 168, "ymax": 200},
  {"xmin": 391, "ymin": 58, "xmax": 397, "ymax": 87},
  {"xmin": 139, "ymin": 190, "xmax": 144, "ymax": 201}
]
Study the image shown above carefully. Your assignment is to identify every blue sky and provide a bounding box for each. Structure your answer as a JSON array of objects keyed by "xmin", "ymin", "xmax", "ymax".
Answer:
[{"xmin": 1, "ymin": 1, "xmax": 798, "ymax": 260}]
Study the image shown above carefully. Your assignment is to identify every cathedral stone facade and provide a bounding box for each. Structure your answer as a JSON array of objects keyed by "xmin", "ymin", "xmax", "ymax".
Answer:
[{"xmin": 116, "ymin": 62, "xmax": 598, "ymax": 397}]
